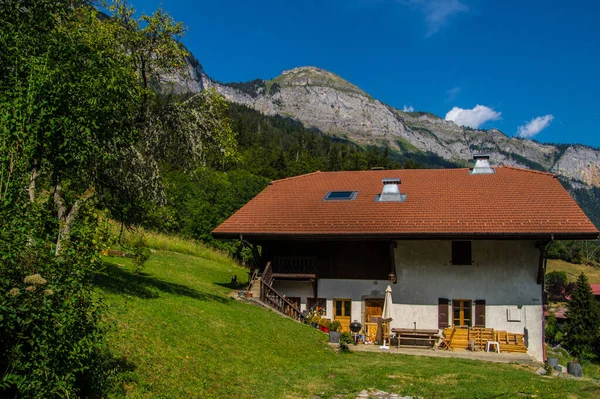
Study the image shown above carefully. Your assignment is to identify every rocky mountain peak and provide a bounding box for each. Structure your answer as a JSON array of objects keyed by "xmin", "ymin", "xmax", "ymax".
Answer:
[
  {"xmin": 160, "ymin": 55, "xmax": 600, "ymax": 190},
  {"xmin": 273, "ymin": 66, "xmax": 367, "ymax": 96}
]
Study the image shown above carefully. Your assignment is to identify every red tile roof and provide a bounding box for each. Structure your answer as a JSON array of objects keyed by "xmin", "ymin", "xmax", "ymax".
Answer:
[{"xmin": 212, "ymin": 167, "xmax": 599, "ymax": 239}]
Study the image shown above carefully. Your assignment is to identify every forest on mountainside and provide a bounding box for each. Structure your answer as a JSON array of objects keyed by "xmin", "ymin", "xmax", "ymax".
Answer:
[
  {"xmin": 141, "ymin": 103, "xmax": 600, "ymax": 259},
  {"xmin": 140, "ymin": 102, "xmax": 412, "ymax": 258}
]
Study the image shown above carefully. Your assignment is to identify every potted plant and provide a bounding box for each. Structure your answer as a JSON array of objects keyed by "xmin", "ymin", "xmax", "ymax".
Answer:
[
  {"xmin": 322, "ymin": 318, "xmax": 331, "ymax": 333},
  {"xmin": 318, "ymin": 318, "xmax": 325, "ymax": 331},
  {"xmin": 329, "ymin": 320, "xmax": 342, "ymax": 343},
  {"xmin": 311, "ymin": 314, "xmax": 320, "ymax": 329}
]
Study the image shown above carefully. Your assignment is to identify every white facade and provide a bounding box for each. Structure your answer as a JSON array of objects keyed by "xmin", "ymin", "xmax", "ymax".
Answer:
[
  {"xmin": 273, "ymin": 240, "xmax": 545, "ymax": 361},
  {"xmin": 272, "ymin": 280, "xmax": 314, "ymax": 312}
]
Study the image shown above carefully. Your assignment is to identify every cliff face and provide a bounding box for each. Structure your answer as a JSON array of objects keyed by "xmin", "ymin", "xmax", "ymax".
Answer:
[
  {"xmin": 551, "ymin": 146, "xmax": 600, "ymax": 187},
  {"xmin": 168, "ymin": 62, "xmax": 600, "ymax": 188}
]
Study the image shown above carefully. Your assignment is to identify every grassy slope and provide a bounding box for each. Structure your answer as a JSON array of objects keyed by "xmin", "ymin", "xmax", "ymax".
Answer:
[
  {"xmin": 97, "ymin": 243, "xmax": 600, "ymax": 398},
  {"xmin": 547, "ymin": 259, "xmax": 600, "ymax": 283}
]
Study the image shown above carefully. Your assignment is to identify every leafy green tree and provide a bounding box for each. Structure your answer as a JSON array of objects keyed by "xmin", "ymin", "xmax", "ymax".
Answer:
[
  {"xmin": 1, "ymin": 0, "xmax": 141, "ymax": 255},
  {"xmin": 99, "ymin": 1, "xmax": 238, "ymax": 228},
  {"xmin": 0, "ymin": 0, "xmax": 235, "ymax": 396},
  {"xmin": 546, "ymin": 270, "xmax": 574, "ymax": 302},
  {"xmin": 563, "ymin": 273, "xmax": 600, "ymax": 361},
  {"xmin": 547, "ymin": 240, "xmax": 584, "ymax": 264},
  {"xmin": 0, "ymin": 1, "xmax": 142, "ymax": 395}
]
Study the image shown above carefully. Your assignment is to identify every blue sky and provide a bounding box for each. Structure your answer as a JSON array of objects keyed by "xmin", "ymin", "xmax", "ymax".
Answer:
[{"xmin": 134, "ymin": 0, "xmax": 600, "ymax": 147}]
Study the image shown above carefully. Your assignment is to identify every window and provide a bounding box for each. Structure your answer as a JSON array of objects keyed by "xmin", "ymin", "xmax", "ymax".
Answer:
[
  {"xmin": 452, "ymin": 299, "xmax": 472, "ymax": 327},
  {"xmin": 307, "ymin": 297, "xmax": 326, "ymax": 315},
  {"xmin": 452, "ymin": 241, "xmax": 472, "ymax": 265},
  {"xmin": 323, "ymin": 191, "xmax": 357, "ymax": 201}
]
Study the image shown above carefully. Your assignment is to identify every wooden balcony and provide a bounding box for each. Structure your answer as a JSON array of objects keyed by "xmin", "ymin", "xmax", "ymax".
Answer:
[{"xmin": 271, "ymin": 256, "xmax": 317, "ymax": 279}]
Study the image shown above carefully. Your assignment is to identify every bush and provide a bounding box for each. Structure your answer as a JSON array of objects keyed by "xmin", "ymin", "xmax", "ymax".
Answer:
[
  {"xmin": 330, "ymin": 320, "xmax": 342, "ymax": 332},
  {"xmin": 339, "ymin": 332, "xmax": 353, "ymax": 353},
  {"xmin": 0, "ymin": 204, "xmax": 111, "ymax": 398},
  {"xmin": 545, "ymin": 312, "xmax": 561, "ymax": 345},
  {"xmin": 547, "ymin": 241, "xmax": 584, "ymax": 264},
  {"xmin": 546, "ymin": 271, "xmax": 574, "ymax": 301}
]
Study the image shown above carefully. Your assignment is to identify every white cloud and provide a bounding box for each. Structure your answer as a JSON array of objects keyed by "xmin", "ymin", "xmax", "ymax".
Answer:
[
  {"xmin": 400, "ymin": 0, "xmax": 469, "ymax": 36},
  {"xmin": 445, "ymin": 105, "xmax": 501, "ymax": 128},
  {"xmin": 403, "ymin": 105, "xmax": 415, "ymax": 112},
  {"xmin": 517, "ymin": 114, "xmax": 554, "ymax": 138}
]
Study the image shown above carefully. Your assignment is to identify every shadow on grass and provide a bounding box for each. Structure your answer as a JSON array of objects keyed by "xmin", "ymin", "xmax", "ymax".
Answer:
[
  {"xmin": 214, "ymin": 281, "xmax": 247, "ymax": 290},
  {"xmin": 95, "ymin": 262, "xmax": 229, "ymax": 303},
  {"xmin": 78, "ymin": 352, "xmax": 138, "ymax": 398}
]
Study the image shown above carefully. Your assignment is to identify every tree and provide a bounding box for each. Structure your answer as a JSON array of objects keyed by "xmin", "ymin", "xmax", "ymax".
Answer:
[
  {"xmin": 99, "ymin": 1, "xmax": 238, "ymax": 228},
  {"xmin": 546, "ymin": 271, "xmax": 574, "ymax": 302},
  {"xmin": 545, "ymin": 311, "xmax": 560, "ymax": 345},
  {"xmin": 0, "ymin": 1, "xmax": 140, "ymax": 395},
  {"xmin": 563, "ymin": 273, "xmax": 600, "ymax": 360},
  {"xmin": 0, "ymin": 0, "xmax": 237, "ymax": 395},
  {"xmin": 1, "ymin": 0, "xmax": 141, "ymax": 255}
]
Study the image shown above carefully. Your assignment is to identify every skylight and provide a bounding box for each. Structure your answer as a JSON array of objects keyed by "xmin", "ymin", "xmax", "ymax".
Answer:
[{"xmin": 324, "ymin": 191, "xmax": 358, "ymax": 201}]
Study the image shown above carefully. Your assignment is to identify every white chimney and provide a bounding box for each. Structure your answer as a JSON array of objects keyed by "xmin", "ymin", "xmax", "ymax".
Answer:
[
  {"xmin": 470, "ymin": 154, "xmax": 495, "ymax": 175},
  {"xmin": 377, "ymin": 178, "xmax": 406, "ymax": 202}
]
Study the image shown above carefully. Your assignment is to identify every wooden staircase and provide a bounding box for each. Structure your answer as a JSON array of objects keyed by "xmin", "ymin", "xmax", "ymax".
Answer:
[
  {"xmin": 251, "ymin": 262, "xmax": 304, "ymax": 322},
  {"xmin": 448, "ymin": 327, "xmax": 470, "ymax": 349}
]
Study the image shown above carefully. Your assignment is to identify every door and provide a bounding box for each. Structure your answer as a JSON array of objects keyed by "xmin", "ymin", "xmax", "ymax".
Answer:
[
  {"xmin": 452, "ymin": 299, "xmax": 472, "ymax": 327},
  {"xmin": 334, "ymin": 299, "xmax": 352, "ymax": 332}
]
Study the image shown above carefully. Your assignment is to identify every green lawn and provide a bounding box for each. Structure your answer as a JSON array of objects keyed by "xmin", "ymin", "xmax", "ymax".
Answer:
[
  {"xmin": 97, "ymin": 246, "xmax": 600, "ymax": 398},
  {"xmin": 547, "ymin": 259, "xmax": 600, "ymax": 284}
]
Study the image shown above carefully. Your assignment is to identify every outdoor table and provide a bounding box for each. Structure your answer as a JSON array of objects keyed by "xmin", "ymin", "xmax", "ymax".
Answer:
[{"xmin": 392, "ymin": 328, "xmax": 439, "ymax": 348}]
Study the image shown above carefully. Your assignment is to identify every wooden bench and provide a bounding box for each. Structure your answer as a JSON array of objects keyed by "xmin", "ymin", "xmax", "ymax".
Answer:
[{"xmin": 392, "ymin": 328, "xmax": 439, "ymax": 348}]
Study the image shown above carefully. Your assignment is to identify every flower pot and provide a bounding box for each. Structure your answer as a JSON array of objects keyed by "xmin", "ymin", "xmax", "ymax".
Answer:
[
  {"xmin": 319, "ymin": 325, "xmax": 324, "ymax": 331},
  {"xmin": 546, "ymin": 357, "xmax": 558, "ymax": 368},
  {"xmin": 329, "ymin": 331, "xmax": 341, "ymax": 343},
  {"xmin": 567, "ymin": 362, "xmax": 582, "ymax": 377},
  {"xmin": 312, "ymin": 322, "xmax": 317, "ymax": 328},
  {"xmin": 324, "ymin": 327, "xmax": 329, "ymax": 333},
  {"xmin": 244, "ymin": 292, "xmax": 253, "ymax": 298}
]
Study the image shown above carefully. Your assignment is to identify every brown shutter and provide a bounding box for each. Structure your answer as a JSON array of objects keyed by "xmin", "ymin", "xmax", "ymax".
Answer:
[
  {"xmin": 438, "ymin": 298, "xmax": 449, "ymax": 329},
  {"xmin": 475, "ymin": 300, "xmax": 486, "ymax": 327}
]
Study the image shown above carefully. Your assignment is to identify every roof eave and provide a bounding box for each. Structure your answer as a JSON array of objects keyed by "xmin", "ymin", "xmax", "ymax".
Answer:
[{"xmin": 212, "ymin": 231, "xmax": 600, "ymax": 242}]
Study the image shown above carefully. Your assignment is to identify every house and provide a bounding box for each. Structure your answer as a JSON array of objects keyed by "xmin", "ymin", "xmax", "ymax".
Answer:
[
  {"xmin": 592, "ymin": 284, "xmax": 600, "ymax": 299},
  {"xmin": 212, "ymin": 156, "xmax": 598, "ymax": 361},
  {"xmin": 545, "ymin": 283, "xmax": 600, "ymax": 323}
]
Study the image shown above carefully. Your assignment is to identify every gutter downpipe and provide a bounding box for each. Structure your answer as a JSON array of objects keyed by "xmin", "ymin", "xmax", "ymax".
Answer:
[{"xmin": 540, "ymin": 234, "xmax": 554, "ymax": 362}]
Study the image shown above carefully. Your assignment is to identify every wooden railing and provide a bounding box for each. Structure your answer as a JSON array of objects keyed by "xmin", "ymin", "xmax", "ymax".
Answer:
[
  {"xmin": 260, "ymin": 262, "xmax": 304, "ymax": 322},
  {"xmin": 246, "ymin": 267, "xmax": 259, "ymax": 291},
  {"xmin": 262, "ymin": 261, "xmax": 274, "ymax": 286},
  {"xmin": 272, "ymin": 256, "xmax": 317, "ymax": 275}
]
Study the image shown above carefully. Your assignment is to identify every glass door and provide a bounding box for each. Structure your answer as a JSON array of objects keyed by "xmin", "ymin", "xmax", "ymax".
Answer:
[
  {"xmin": 334, "ymin": 298, "xmax": 352, "ymax": 332},
  {"xmin": 452, "ymin": 299, "xmax": 472, "ymax": 327}
]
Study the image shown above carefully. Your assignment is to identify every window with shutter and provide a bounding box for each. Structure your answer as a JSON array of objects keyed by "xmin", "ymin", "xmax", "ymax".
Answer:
[{"xmin": 452, "ymin": 241, "xmax": 472, "ymax": 265}]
